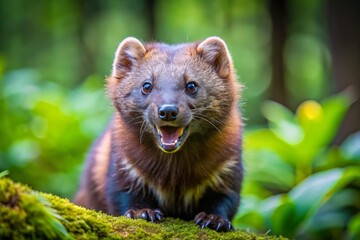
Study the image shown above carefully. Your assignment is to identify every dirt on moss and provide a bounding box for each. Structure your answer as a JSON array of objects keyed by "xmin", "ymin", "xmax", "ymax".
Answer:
[{"xmin": 0, "ymin": 177, "xmax": 286, "ymax": 239}]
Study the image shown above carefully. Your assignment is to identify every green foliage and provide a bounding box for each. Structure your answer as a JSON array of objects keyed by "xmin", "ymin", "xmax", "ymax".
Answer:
[
  {"xmin": 0, "ymin": 0, "xmax": 334, "ymax": 198},
  {"xmin": 349, "ymin": 213, "xmax": 360, "ymax": 240},
  {"xmin": 234, "ymin": 93, "xmax": 360, "ymax": 239},
  {"xmin": 0, "ymin": 1, "xmax": 357, "ymax": 239},
  {"xmin": 0, "ymin": 69, "xmax": 111, "ymax": 198},
  {"xmin": 0, "ymin": 178, "xmax": 285, "ymax": 240},
  {"xmin": 0, "ymin": 177, "xmax": 72, "ymax": 239},
  {"xmin": 0, "ymin": 170, "xmax": 9, "ymax": 178}
]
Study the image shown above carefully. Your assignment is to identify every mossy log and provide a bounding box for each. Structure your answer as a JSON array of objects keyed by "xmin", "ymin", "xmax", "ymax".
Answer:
[{"xmin": 0, "ymin": 177, "xmax": 285, "ymax": 239}]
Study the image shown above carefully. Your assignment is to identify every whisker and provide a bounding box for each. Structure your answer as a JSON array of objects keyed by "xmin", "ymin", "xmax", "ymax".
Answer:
[
  {"xmin": 126, "ymin": 116, "xmax": 144, "ymax": 125},
  {"xmin": 121, "ymin": 109, "xmax": 145, "ymax": 113},
  {"xmin": 139, "ymin": 120, "xmax": 147, "ymax": 146},
  {"xmin": 128, "ymin": 121, "xmax": 145, "ymax": 127},
  {"xmin": 192, "ymin": 114, "xmax": 222, "ymax": 134},
  {"xmin": 192, "ymin": 111, "xmax": 225, "ymax": 126},
  {"xmin": 191, "ymin": 105, "xmax": 213, "ymax": 113}
]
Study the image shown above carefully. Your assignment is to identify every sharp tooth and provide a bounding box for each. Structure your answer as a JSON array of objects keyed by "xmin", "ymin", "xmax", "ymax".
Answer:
[{"xmin": 179, "ymin": 128, "xmax": 184, "ymax": 136}]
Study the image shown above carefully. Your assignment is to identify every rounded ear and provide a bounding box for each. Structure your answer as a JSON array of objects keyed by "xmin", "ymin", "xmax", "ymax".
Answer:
[
  {"xmin": 196, "ymin": 37, "xmax": 233, "ymax": 78},
  {"xmin": 112, "ymin": 37, "xmax": 146, "ymax": 77}
]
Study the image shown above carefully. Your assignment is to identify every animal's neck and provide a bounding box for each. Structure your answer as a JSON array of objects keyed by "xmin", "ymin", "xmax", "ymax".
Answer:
[{"xmin": 112, "ymin": 111, "xmax": 241, "ymax": 190}]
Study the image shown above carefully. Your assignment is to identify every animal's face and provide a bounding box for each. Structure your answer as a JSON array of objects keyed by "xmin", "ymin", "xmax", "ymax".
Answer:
[{"xmin": 107, "ymin": 37, "xmax": 238, "ymax": 153}]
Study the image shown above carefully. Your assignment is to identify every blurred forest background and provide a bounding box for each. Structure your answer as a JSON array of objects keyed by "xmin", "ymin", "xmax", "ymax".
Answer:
[{"xmin": 0, "ymin": 0, "xmax": 359, "ymax": 239}]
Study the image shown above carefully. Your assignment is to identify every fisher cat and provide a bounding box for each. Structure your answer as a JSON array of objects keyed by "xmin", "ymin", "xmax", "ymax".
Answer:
[{"xmin": 74, "ymin": 36, "xmax": 243, "ymax": 232}]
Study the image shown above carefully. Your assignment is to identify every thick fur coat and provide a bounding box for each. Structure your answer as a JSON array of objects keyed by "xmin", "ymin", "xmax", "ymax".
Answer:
[{"xmin": 74, "ymin": 37, "xmax": 243, "ymax": 232}]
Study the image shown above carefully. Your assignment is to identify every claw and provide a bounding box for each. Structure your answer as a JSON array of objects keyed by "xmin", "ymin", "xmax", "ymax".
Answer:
[
  {"xmin": 141, "ymin": 211, "xmax": 148, "ymax": 220},
  {"xmin": 204, "ymin": 219, "xmax": 212, "ymax": 228},
  {"xmin": 193, "ymin": 213, "xmax": 233, "ymax": 232},
  {"xmin": 149, "ymin": 214, "xmax": 155, "ymax": 222},
  {"xmin": 155, "ymin": 212, "xmax": 163, "ymax": 221},
  {"xmin": 195, "ymin": 217, "xmax": 202, "ymax": 225},
  {"xmin": 216, "ymin": 222, "xmax": 223, "ymax": 231},
  {"xmin": 125, "ymin": 209, "xmax": 135, "ymax": 219},
  {"xmin": 124, "ymin": 208, "xmax": 164, "ymax": 223},
  {"xmin": 154, "ymin": 209, "xmax": 164, "ymax": 216},
  {"xmin": 153, "ymin": 209, "xmax": 164, "ymax": 221},
  {"xmin": 227, "ymin": 222, "xmax": 233, "ymax": 231}
]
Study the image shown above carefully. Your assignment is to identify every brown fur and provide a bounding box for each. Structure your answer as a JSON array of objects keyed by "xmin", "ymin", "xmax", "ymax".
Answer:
[{"xmin": 74, "ymin": 37, "xmax": 243, "ymax": 231}]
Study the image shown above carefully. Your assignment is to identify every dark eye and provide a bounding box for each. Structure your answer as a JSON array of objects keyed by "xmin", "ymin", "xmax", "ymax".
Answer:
[
  {"xmin": 142, "ymin": 82, "xmax": 152, "ymax": 95},
  {"xmin": 185, "ymin": 82, "xmax": 198, "ymax": 94}
]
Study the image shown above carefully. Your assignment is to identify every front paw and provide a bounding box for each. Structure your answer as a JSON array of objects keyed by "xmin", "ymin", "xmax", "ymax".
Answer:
[
  {"xmin": 194, "ymin": 212, "xmax": 233, "ymax": 232},
  {"xmin": 124, "ymin": 208, "xmax": 164, "ymax": 222}
]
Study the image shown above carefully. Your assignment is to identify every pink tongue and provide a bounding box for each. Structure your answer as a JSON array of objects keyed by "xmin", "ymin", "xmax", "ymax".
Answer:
[{"xmin": 159, "ymin": 126, "xmax": 182, "ymax": 144}]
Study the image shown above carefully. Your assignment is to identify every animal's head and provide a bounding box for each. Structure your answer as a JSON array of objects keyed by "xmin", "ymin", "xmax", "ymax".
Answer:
[{"xmin": 107, "ymin": 37, "xmax": 240, "ymax": 153}]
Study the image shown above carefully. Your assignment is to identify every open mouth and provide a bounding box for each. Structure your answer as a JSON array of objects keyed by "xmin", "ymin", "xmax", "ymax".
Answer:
[{"xmin": 155, "ymin": 125, "xmax": 189, "ymax": 153}]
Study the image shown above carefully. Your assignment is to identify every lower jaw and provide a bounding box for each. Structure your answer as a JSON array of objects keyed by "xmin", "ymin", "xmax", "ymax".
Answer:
[
  {"xmin": 159, "ymin": 138, "xmax": 183, "ymax": 154},
  {"xmin": 160, "ymin": 146, "xmax": 181, "ymax": 154},
  {"xmin": 157, "ymin": 126, "xmax": 189, "ymax": 154}
]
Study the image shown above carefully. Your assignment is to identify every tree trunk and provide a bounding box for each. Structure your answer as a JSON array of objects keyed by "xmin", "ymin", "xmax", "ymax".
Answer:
[
  {"xmin": 327, "ymin": 0, "xmax": 360, "ymax": 143},
  {"xmin": 268, "ymin": 0, "xmax": 288, "ymax": 107},
  {"xmin": 144, "ymin": 0, "xmax": 157, "ymax": 40}
]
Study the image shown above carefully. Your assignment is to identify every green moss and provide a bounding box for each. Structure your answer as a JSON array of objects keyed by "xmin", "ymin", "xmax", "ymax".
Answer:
[
  {"xmin": 0, "ymin": 177, "xmax": 71, "ymax": 239},
  {"xmin": 0, "ymin": 177, "xmax": 286, "ymax": 239}
]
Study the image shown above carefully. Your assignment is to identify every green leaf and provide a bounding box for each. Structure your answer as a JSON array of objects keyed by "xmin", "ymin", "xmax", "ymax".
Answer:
[
  {"xmin": 349, "ymin": 213, "xmax": 360, "ymax": 240},
  {"xmin": 270, "ymin": 196, "xmax": 297, "ymax": 237},
  {"xmin": 32, "ymin": 192, "xmax": 73, "ymax": 240},
  {"xmin": 321, "ymin": 93, "xmax": 352, "ymax": 138},
  {"xmin": 233, "ymin": 211, "xmax": 265, "ymax": 231},
  {"xmin": 341, "ymin": 131, "xmax": 360, "ymax": 161},
  {"xmin": 244, "ymin": 149, "xmax": 295, "ymax": 191},
  {"xmin": 301, "ymin": 188, "xmax": 360, "ymax": 235},
  {"xmin": 270, "ymin": 121, "xmax": 304, "ymax": 145},
  {"xmin": 262, "ymin": 101, "xmax": 295, "ymax": 124},
  {"xmin": 304, "ymin": 211, "xmax": 351, "ymax": 232},
  {"xmin": 289, "ymin": 167, "xmax": 360, "ymax": 233},
  {"xmin": 233, "ymin": 195, "xmax": 265, "ymax": 230},
  {"xmin": 290, "ymin": 168, "xmax": 341, "ymax": 222},
  {"xmin": 0, "ymin": 170, "xmax": 9, "ymax": 178},
  {"xmin": 262, "ymin": 101, "xmax": 304, "ymax": 144},
  {"xmin": 295, "ymin": 93, "xmax": 351, "ymax": 164},
  {"xmin": 244, "ymin": 129, "xmax": 295, "ymax": 164},
  {"xmin": 258, "ymin": 195, "xmax": 283, "ymax": 228}
]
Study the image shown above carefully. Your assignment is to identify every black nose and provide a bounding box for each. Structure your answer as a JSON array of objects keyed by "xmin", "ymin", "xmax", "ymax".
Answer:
[{"xmin": 158, "ymin": 105, "xmax": 179, "ymax": 121}]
